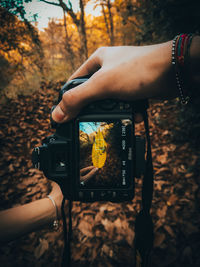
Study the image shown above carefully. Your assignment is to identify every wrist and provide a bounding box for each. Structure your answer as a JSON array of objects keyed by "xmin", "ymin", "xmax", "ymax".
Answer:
[
  {"xmin": 48, "ymin": 181, "xmax": 63, "ymax": 219},
  {"xmin": 142, "ymin": 40, "xmax": 176, "ymax": 99},
  {"xmin": 47, "ymin": 195, "xmax": 59, "ymax": 230}
]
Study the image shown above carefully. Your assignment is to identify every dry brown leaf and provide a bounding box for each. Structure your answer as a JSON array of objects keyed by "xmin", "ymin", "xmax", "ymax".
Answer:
[
  {"xmin": 167, "ymin": 194, "xmax": 178, "ymax": 206},
  {"xmin": 154, "ymin": 180, "xmax": 166, "ymax": 190},
  {"xmin": 154, "ymin": 232, "xmax": 166, "ymax": 247},
  {"xmin": 78, "ymin": 219, "xmax": 93, "ymax": 237},
  {"xmin": 185, "ymin": 172, "xmax": 193, "ymax": 178},
  {"xmin": 34, "ymin": 238, "xmax": 49, "ymax": 259},
  {"xmin": 101, "ymin": 218, "xmax": 113, "ymax": 233},
  {"xmin": 113, "ymin": 218, "xmax": 122, "ymax": 229},
  {"xmin": 101, "ymin": 244, "xmax": 111, "ymax": 256},
  {"xmin": 126, "ymin": 228, "xmax": 135, "ymax": 246},
  {"xmin": 157, "ymin": 205, "xmax": 167, "ymax": 218},
  {"xmin": 8, "ymin": 163, "xmax": 15, "ymax": 172},
  {"xmin": 156, "ymin": 153, "xmax": 168, "ymax": 164},
  {"xmin": 164, "ymin": 225, "xmax": 174, "ymax": 237}
]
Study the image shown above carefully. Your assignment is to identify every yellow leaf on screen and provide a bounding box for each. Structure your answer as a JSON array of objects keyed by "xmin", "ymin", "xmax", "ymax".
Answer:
[{"xmin": 92, "ymin": 128, "xmax": 107, "ymax": 168}]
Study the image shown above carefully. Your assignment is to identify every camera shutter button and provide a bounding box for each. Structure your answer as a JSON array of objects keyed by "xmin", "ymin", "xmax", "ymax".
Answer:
[
  {"xmin": 79, "ymin": 191, "xmax": 84, "ymax": 199},
  {"xmin": 119, "ymin": 102, "xmax": 130, "ymax": 110},
  {"xmin": 125, "ymin": 103, "xmax": 130, "ymax": 109}
]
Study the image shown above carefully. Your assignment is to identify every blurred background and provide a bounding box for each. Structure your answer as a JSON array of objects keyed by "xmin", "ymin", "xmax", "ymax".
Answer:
[
  {"xmin": 0, "ymin": 1, "xmax": 200, "ymax": 267},
  {"xmin": 0, "ymin": 0, "xmax": 200, "ymax": 100}
]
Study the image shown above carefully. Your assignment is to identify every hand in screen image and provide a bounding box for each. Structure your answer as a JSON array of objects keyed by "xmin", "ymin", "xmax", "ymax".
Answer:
[{"xmin": 80, "ymin": 166, "xmax": 99, "ymax": 185}]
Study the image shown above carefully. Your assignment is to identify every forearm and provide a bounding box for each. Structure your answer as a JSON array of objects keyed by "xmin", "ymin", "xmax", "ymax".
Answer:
[{"xmin": 0, "ymin": 198, "xmax": 55, "ymax": 244}]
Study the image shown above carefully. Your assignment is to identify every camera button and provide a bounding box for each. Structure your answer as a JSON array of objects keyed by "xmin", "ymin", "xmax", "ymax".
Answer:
[
  {"xmin": 100, "ymin": 191, "xmax": 106, "ymax": 198},
  {"xmin": 125, "ymin": 103, "xmax": 130, "ymax": 109},
  {"xmin": 78, "ymin": 191, "xmax": 84, "ymax": 199},
  {"xmin": 112, "ymin": 191, "xmax": 117, "ymax": 198},
  {"xmin": 119, "ymin": 103, "xmax": 124, "ymax": 110}
]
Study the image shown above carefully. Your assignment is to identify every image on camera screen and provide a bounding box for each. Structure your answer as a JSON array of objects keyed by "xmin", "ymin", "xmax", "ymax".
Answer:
[{"xmin": 79, "ymin": 119, "xmax": 132, "ymax": 189}]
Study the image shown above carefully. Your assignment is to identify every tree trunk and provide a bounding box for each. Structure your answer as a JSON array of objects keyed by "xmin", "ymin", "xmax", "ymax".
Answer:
[
  {"xmin": 101, "ymin": 3, "xmax": 110, "ymax": 42},
  {"xmin": 63, "ymin": 9, "xmax": 75, "ymax": 71},
  {"xmin": 79, "ymin": 0, "xmax": 88, "ymax": 60},
  {"xmin": 101, "ymin": 0, "xmax": 114, "ymax": 46},
  {"xmin": 107, "ymin": 0, "xmax": 114, "ymax": 45},
  {"xmin": 59, "ymin": 0, "xmax": 88, "ymax": 60}
]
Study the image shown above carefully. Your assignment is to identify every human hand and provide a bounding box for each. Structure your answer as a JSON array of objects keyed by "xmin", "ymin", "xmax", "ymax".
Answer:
[
  {"xmin": 80, "ymin": 166, "xmax": 98, "ymax": 184},
  {"xmin": 52, "ymin": 41, "xmax": 176, "ymax": 123}
]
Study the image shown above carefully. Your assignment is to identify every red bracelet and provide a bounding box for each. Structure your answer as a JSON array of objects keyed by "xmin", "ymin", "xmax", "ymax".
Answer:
[{"xmin": 172, "ymin": 33, "xmax": 194, "ymax": 105}]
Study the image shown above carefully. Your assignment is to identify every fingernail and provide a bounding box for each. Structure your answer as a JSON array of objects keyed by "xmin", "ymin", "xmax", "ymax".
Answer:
[{"xmin": 52, "ymin": 106, "xmax": 66, "ymax": 122}]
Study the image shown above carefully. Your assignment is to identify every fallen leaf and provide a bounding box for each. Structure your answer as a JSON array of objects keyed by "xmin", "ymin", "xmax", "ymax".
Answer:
[
  {"xmin": 34, "ymin": 238, "xmax": 49, "ymax": 259},
  {"xmin": 167, "ymin": 194, "xmax": 178, "ymax": 206},
  {"xmin": 164, "ymin": 225, "xmax": 174, "ymax": 237},
  {"xmin": 78, "ymin": 220, "xmax": 93, "ymax": 237},
  {"xmin": 157, "ymin": 205, "xmax": 167, "ymax": 218},
  {"xmin": 154, "ymin": 232, "xmax": 166, "ymax": 247},
  {"xmin": 156, "ymin": 153, "xmax": 168, "ymax": 164}
]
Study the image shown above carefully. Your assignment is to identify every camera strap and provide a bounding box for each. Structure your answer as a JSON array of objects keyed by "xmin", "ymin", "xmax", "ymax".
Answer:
[
  {"xmin": 134, "ymin": 109, "xmax": 154, "ymax": 267},
  {"xmin": 61, "ymin": 198, "xmax": 72, "ymax": 267}
]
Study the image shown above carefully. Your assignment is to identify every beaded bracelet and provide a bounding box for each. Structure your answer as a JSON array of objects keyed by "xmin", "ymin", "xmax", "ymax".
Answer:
[
  {"xmin": 47, "ymin": 195, "xmax": 59, "ymax": 230},
  {"xmin": 172, "ymin": 33, "xmax": 194, "ymax": 105}
]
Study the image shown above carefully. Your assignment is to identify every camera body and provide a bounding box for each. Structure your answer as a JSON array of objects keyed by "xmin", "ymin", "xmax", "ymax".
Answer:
[{"xmin": 32, "ymin": 77, "xmax": 147, "ymax": 202}]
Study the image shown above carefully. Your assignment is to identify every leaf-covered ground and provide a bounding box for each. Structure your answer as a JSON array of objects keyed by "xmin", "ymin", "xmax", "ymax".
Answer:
[{"xmin": 0, "ymin": 82, "xmax": 200, "ymax": 267}]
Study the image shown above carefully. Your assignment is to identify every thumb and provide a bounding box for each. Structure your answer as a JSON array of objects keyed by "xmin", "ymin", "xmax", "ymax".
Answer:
[
  {"xmin": 51, "ymin": 88, "xmax": 82, "ymax": 123},
  {"xmin": 51, "ymin": 71, "xmax": 106, "ymax": 123}
]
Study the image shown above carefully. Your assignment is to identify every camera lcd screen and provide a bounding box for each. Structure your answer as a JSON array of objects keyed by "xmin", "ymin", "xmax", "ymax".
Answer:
[{"xmin": 79, "ymin": 119, "xmax": 133, "ymax": 189}]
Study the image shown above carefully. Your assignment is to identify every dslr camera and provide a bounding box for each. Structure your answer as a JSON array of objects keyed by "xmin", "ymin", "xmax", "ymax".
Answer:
[{"xmin": 32, "ymin": 77, "xmax": 147, "ymax": 202}]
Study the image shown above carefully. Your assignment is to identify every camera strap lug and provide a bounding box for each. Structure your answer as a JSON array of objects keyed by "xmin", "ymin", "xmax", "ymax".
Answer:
[{"xmin": 32, "ymin": 146, "xmax": 47, "ymax": 171}]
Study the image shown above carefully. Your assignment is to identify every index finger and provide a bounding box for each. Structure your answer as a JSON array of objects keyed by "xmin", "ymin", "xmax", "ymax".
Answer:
[
  {"xmin": 68, "ymin": 49, "xmax": 103, "ymax": 81},
  {"xmin": 80, "ymin": 166, "xmax": 95, "ymax": 175},
  {"xmin": 80, "ymin": 167, "xmax": 99, "ymax": 182}
]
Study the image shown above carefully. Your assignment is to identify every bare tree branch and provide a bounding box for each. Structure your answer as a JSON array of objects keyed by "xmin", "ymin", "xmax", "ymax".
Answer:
[
  {"xmin": 79, "ymin": 0, "xmax": 88, "ymax": 58},
  {"xmin": 39, "ymin": 0, "xmax": 60, "ymax": 7},
  {"xmin": 58, "ymin": 0, "xmax": 79, "ymax": 25},
  {"xmin": 127, "ymin": 18, "xmax": 140, "ymax": 29}
]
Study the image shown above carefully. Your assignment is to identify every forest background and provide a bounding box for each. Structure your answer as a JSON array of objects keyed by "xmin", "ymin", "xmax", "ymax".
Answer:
[
  {"xmin": 0, "ymin": 0, "xmax": 200, "ymax": 267},
  {"xmin": 1, "ymin": 0, "xmax": 200, "ymax": 100}
]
